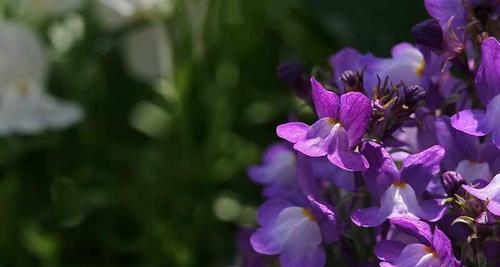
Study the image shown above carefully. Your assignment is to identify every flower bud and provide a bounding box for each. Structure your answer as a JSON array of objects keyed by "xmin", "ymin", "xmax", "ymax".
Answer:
[
  {"xmin": 411, "ymin": 19, "xmax": 443, "ymax": 50},
  {"xmin": 277, "ymin": 62, "xmax": 310, "ymax": 101},
  {"xmin": 475, "ymin": 211, "xmax": 497, "ymax": 238},
  {"xmin": 402, "ymin": 84, "xmax": 426, "ymax": 107},
  {"xmin": 441, "ymin": 171, "xmax": 466, "ymax": 196},
  {"xmin": 475, "ymin": 211, "xmax": 496, "ymax": 225}
]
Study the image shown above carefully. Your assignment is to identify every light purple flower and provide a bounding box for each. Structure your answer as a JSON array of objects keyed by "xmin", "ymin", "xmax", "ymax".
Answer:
[
  {"xmin": 250, "ymin": 197, "xmax": 338, "ymax": 267},
  {"xmin": 351, "ymin": 142, "xmax": 447, "ymax": 227},
  {"xmin": 329, "ymin": 48, "xmax": 368, "ymax": 91},
  {"xmin": 363, "ymin": 43, "xmax": 426, "ymax": 92},
  {"xmin": 248, "ymin": 143, "xmax": 303, "ymax": 202},
  {"xmin": 375, "ymin": 218, "xmax": 460, "ymax": 267},
  {"xmin": 277, "ymin": 77, "xmax": 371, "ymax": 171},
  {"xmin": 462, "ymin": 173, "xmax": 500, "ymax": 216}
]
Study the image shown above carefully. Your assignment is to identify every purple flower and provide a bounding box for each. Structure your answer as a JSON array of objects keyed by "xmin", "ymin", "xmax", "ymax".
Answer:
[
  {"xmin": 363, "ymin": 43, "xmax": 426, "ymax": 92},
  {"xmin": 277, "ymin": 62, "xmax": 311, "ymax": 101},
  {"xmin": 248, "ymin": 143, "xmax": 303, "ymax": 202},
  {"xmin": 297, "ymin": 153, "xmax": 356, "ymax": 197},
  {"xmin": 485, "ymin": 240, "xmax": 500, "ymax": 267},
  {"xmin": 351, "ymin": 142, "xmax": 447, "ymax": 227},
  {"xmin": 329, "ymin": 48, "xmax": 368, "ymax": 91},
  {"xmin": 411, "ymin": 19, "xmax": 443, "ymax": 51},
  {"xmin": 310, "ymin": 157, "xmax": 356, "ymax": 192},
  {"xmin": 450, "ymin": 38, "xmax": 500, "ymax": 149},
  {"xmin": 277, "ymin": 77, "xmax": 371, "ymax": 171},
  {"xmin": 250, "ymin": 197, "xmax": 338, "ymax": 267},
  {"xmin": 234, "ymin": 228, "xmax": 272, "ymax": 267},
  {"xmin": 462, "ymin": 173, "xmax": 500, "ymax": 216},
  {"xmin": 375, "ymin": 218, "xmax": 460, "ymax": 267},
  {"xmin": 474, "ymin": 37, "xmax": 500, "ymax": 106},
  {"xmin": 451, "ymin": 94, "xmax": 500, "ymax": 149},
  {"xmin": 428, "ymin": 115, "xmax": 500, "ymax": 182},
  {"xmin": 424, "ymin": 0, "xmax": 467, "ymax": 55}
]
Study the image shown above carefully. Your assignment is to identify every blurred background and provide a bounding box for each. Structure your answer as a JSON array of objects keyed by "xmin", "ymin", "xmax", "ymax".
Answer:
[{"xmin": 0, "ymin": 0, "xmax": 426, "ymax": 266}]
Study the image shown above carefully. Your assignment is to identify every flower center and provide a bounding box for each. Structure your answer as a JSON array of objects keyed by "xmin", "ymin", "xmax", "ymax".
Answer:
[
  {"xmin": 423, "ymin": 245, "xmax": 438, "ymax": 258},
  {"xmin": 16, "ymin": 80, "xmax": 28, "ymax": 96},
  {"xmin": 302, "ymin": 208, "xmax": 316, "ymax": 221},
  {"xmin": 393, "ymin": 181, "xmax": 407, "ymax": 188},
  {"xmin": 326, "ymin": 117, "xmax": 338, "ymax": 125},
  {"xmin": 416, "ymin": 60, "xmax": 425, "ymax": 76}
]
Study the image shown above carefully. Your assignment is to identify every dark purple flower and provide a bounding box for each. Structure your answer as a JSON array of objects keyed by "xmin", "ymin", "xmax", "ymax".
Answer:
[
  {"xmin": 250, "ymin": 196, "xmax": 338, "ymax": 267},
  {"xmin": 375, "ymin": 218, "xmax": 460, "ymax": 267},
  {"xmin": 277, "ymin": 62, "xmax": 311, "ymax": 101},
  {"xmin": 277, "ymin": 77, "xmax": 371, "ymax": 171},
  {"xmin": 484, "ymin": 240, "xmax": 500, "ymax": 267},
  {"xmin": 424, "ymin": 0, "xmax": 467, "ymax": 55},
  {"xmin": 412, "ymin": 19, "xmax": 443, "ymax": 50},
  {"xmin": 441, "ymin": 171, "xmax": 466, "ymax": 196},
  {"xmin": 351, "ymin": 142, "xmax": 448, "ymax": 227},
  {"xmin": 462, "ymin": 173, "xmax": 500, "ymax": 216}
]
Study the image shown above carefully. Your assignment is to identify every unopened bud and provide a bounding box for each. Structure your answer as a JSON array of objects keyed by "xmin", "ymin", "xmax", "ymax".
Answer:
[
  {"xmin": 442, "ymin": 171, "xmax": 466, "ymax": 196},
  {"xmin": 403, "ymin": 85, "xmax": 426, "ymax": 107},
  {"xmin": 277, "ymin": 62, "xmax": 310, "ymax": 100},
  {"xmin": 411, "ymin": 19, "xmax": 443, "ymax": 50}
]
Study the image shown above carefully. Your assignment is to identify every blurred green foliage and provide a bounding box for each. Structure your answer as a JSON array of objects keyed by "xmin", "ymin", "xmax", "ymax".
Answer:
[{"xmin": 0, "ymin": 0, "xmax": 425, "ymax": 266}]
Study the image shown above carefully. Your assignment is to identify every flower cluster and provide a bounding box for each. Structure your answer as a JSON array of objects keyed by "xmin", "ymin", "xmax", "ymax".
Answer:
[{"xmin": 237, "ymin": 1, "xmax": 500, "ymax": 266}]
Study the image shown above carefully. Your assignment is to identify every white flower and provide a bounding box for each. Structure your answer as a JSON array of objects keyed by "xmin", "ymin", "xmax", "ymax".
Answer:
[
  {"xmin": 0, "ymin": 22, "xmax": 83, "ymax": 136},
  {"xmin": 95, "ymin": 0, "xmax": 174, "ymax": 81},
  {"xmin": 123, "ymin": 23, "xmax": 173, "ymax": 81},
  {"xmin": 96, "ymin": 0, "xmax": 170, "ymax": 29}
]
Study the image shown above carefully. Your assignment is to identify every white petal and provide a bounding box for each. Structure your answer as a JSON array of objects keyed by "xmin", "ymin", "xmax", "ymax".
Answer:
[
  {"xmin": 0, "ymin": 22, "xmax": 47, "ymax": 87},
  {"xmin": 456, "ymin": 160, "xmax": 491, "ymax": 183},
  {"xmin": 123, "ymin": 24, "xmax": 173, "ymax": 81}
]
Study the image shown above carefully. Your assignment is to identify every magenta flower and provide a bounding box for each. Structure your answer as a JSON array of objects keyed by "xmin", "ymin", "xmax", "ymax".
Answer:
[
  {"xmin": 351, "ymin": 142, "xmax": 448, "ymax": 227},
  {"xmin": 376, "ymin": 218, "xmax": 460, "ymax": 267},
  {"xmin": 276, "ymin": 77, "xmax": 371, "ymax": 171},
  {"xmin": 462, "ymin": 173, "xmax": 500, "ymax": 216},
  {"xmin": 250, "ymin": 197, "xmax": 337, "ymax": 267}
]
